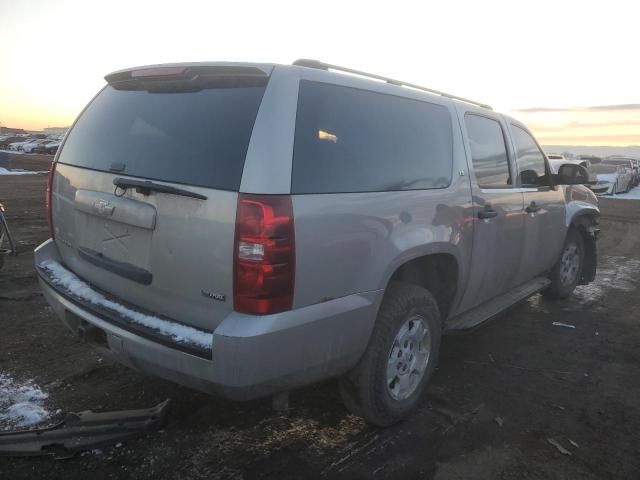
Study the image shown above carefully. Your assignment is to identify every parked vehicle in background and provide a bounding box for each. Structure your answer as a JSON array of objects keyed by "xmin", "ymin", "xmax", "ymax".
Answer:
[
  {"xmin": 0, "ymin": 136, "xmax": 26, "ymax": 149},
  {"xmin": 21, "ymin": 139, "xmax": 50, "ymax": 153},
  {"xmin": 602, "ymin": 157, "xmax": 639, "ymax": 186},
  {"xmin": 546, "ymin": 154, "xmax": 566, "ymax": 161},
  {"xmin": 578, "ymin": 155, "xmax": 602, "ymax": 165},
  {"xmin": 548, "ymin": 159, "xmax": 591, "ymax": 174},
  {"xmin": 9, "ymin": 139, "xmax": 32, "ymax": 151},
  {"xmin": 33, "ymin": 141, "xmax": 61, "ymax": 155},
  {"xmin": 35, "ymin": 60, "xmax": 600, "ymax": 426},
  {"xmin": 587, "ymin": 164, "xmax": 633, "ymax": 194}
]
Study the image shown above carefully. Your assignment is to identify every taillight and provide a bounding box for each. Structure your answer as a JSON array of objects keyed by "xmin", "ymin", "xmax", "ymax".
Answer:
[
  {"xmin": 233, "ymin": 194, "xmax": 295, "ymax": 315},
  {"xmin": 46, "ymin": 161, "xmax": 56, "ymax": 239}
]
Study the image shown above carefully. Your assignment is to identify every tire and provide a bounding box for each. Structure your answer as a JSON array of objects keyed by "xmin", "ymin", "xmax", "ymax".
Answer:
[
  {"xmin": 339, "ymin": 282, "xmax": 441, "ymax": 426},
  {"xmin": 542, "ymin": 228, "xmax": 585, "ymax": 299}
]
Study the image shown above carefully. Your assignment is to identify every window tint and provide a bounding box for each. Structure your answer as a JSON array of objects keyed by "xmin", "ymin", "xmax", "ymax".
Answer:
[
  {"xmin": 464, "ymin": 114, "xmax": 511, "ymax": 188},
  {"xmin": 512, "ymin": 126, "xmax": 549, "ymax": 187},
  {"xmin": 292, "ymin": 81, "xmax": 453, "ymax": 194},
  {"xmin": 57, "ymin": 83, "xmax": 267, "ymax": 191}
]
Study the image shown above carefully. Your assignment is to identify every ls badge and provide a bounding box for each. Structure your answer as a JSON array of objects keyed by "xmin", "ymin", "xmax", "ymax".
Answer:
[{"xmin": 201, "ymin": 290, "xmax": 226, "ymax": 302}]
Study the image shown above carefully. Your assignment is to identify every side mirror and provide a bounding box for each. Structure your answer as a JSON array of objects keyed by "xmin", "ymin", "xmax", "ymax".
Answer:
[{"xmin": 554, "ymin": 163, "xmax": 591, "ymax": 185}]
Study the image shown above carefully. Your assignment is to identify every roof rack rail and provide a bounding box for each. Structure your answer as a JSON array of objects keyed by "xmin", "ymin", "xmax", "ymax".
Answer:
[{"xmin": 293, "ymin": 59, "xmax": 492, "ymax": 110}]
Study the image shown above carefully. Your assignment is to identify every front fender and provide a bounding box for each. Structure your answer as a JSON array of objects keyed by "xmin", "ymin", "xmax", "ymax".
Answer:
[
  {"xmin": 564, "ymin": 185, "xmax": 600, "ymax": 228},
  {"xmin": 563, "ymin": 187, "xmax": 599, "ymax": 284}
]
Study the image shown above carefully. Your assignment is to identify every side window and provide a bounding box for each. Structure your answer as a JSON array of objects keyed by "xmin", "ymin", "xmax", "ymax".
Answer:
[
  {"xmin": 512, "ymin": 125, "xmax": 549, "ymax": 188},
  {"xmin": 464, "ymin": 114, "xmax": 511, "ymax": 188},
  {"xmin": 292, "ymin": 81, "xmax": 454, "ymax": 194}
]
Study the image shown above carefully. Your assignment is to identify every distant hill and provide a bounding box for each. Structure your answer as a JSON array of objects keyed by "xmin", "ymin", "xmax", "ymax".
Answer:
[{"xmin": 543, "ymin": 145, "xmax": 640, "ymax": 158}]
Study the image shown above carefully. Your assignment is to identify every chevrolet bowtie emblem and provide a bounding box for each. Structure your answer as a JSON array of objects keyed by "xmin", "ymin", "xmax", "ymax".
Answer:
[{"xmin": 93, "ymin": 199, "xmax": 115, "ymax": 216}]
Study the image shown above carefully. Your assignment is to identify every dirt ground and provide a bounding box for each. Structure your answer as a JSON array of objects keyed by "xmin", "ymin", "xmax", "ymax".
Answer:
[{"xmin": 1, "ymin": 154, "xmax": 639, "ymax": 479}]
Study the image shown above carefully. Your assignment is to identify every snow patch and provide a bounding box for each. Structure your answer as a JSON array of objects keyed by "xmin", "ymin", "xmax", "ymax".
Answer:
[
  {"xmin": 0, "ymin": 374, "xmax": 50, "ymax": 429},
  {"xmin": 575, "ymin": 255, "xmax": 640, "ymax": 303},
  {"xmin": 0, "ymin": 167, "xmax": 48, "ymax": 176},
  {"xmin": 39, "ymin": 260, "xmax": 213, "ymax": 349},
  {"xmin": 611, "ymin": 185, "xmax": 640, "ymax": 200}
]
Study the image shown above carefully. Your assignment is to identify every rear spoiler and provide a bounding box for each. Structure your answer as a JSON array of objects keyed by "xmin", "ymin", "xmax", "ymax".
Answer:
[{"xmin": 105, "ymin": 64, "xmax": 270, "ymax": 85}]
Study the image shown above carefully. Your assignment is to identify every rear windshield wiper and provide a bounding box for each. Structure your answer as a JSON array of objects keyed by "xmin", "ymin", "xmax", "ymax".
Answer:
[{"xmin": 113, "ymin": 177, "xmax": 208, "ymax": 200}]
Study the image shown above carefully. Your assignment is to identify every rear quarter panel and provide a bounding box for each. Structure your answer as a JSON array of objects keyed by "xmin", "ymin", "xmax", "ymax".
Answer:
[{"xmin": 292, "ymin": 186, "xmax": 473, "ymax": 310}]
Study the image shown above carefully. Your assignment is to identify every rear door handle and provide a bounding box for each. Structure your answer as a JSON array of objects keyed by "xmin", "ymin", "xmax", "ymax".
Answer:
[
  {"xmin": 478, "ymin": 208, "xmax": 498, "ymax": 219},
  {"xmin": 526, "ymin": 201, "xmax": 541, "ymax": 213}
]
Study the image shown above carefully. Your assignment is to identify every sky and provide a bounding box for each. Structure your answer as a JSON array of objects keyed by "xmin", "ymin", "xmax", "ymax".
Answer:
[{"xmin": 0, "ymin": 0, "xmax": 638, "ymax": 146}]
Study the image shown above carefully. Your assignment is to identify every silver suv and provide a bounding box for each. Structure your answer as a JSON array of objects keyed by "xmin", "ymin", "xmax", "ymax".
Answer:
[{"xmin": 35, "ymin": 60, "xmax": 600, "ymax": 426}]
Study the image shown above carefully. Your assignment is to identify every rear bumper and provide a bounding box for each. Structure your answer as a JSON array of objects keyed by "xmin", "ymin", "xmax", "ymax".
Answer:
[{"xmin": 35, "ymin": 239, "xmax": 382, "ymax": 400}]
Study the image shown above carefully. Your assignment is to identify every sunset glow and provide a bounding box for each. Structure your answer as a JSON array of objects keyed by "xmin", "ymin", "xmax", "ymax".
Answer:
[{"xmin": 1, "ymin": 0, "xmax": 637, "ymax": 147}]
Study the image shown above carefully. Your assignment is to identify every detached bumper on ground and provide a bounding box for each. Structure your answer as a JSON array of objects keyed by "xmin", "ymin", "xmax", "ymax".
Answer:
[{"xmin": 35, "ymin": 240, "xmax": 382, "ymax": 400}]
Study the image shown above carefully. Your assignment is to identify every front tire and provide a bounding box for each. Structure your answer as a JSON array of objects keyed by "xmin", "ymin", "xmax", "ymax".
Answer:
[
  {"xmin": 339, "ymin": 282, "xmax": 441, "ymax": 426},
  {"xmin": 542, "ymin": 228, "xmax": 585, "ymax": 299}
]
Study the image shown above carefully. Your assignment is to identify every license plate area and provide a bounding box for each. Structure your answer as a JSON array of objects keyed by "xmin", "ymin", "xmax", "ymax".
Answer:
[{"xmin": 66, "ymin": 310, "xmax": 108, "ymax": 347}]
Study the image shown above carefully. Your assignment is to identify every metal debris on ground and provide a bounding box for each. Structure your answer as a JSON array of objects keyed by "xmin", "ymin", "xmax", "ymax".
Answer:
[
  {"xmin": 552, "ymin": 322, "xmax": 576, "ymax": 329},
  {"xmin": 0, "ymin": 399, "xmax": 170, "ymax": 459},
  {"xmin": 546, "ymin": 437, "xmax": 572, "ymax": 455},
  {"xmin": 569, "ymin": 439, "xmax": 579, "ymax": 448},
  {"xmin": 494, "ymin": 416, "xmax": 504, "ymax": 427}
]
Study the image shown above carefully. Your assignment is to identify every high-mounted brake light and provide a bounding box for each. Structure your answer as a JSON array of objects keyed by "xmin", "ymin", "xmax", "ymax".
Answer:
[
  {"xmin": 131, "ymin": 67, "xmax": 187, "ymax": 78},
  {"xmin": 46, "ymin": 161, "xmax": 56, "ymax": 239},
  {"xmin": 233, "ymin": 194, "xmax": 295, "ymax": 315}
]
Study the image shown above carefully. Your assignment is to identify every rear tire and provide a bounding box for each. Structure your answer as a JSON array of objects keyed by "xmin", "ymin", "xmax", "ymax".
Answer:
[
  {"xmin": 339, "ymin": 282, "xmax": 441, "ymax": 426},
  {"xmin": 542, "ymin": 228, "xmax": 584, "ymax": 299}
]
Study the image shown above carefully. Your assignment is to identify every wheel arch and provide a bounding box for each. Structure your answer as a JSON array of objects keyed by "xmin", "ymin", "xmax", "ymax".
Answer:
[
  {"xmin": 383, "ymin": 247, "xmax": 460, "ymax": 322},
  {"xmin": 567, "ymin": 208, "xmax": 600, "ymax": 285}
]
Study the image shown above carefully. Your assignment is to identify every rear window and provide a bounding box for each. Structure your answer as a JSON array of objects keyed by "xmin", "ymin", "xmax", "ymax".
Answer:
[
  {"xmin": 292, "ymin": 81, "xmax": 453, "ymax": 194},
  {"xmin": 57, "ymin": 81, "xmax": 267, "ymax": 190}
]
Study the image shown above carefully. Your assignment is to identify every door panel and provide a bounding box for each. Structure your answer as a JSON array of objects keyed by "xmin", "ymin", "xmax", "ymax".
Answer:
[
  {"xmin": 463, "ymin": 190, "xmax": 525, "ymax": 308},
  {"xmin": 456, "ymin": 110, "xmax": 525, "ymax": 311},
  {"xmin": 519, "ymin": 188, "xmax": 567, "ymax": 280},
  {"xmin": 508, "ymin": 124, "xmax": 567, "ymax": 281}
]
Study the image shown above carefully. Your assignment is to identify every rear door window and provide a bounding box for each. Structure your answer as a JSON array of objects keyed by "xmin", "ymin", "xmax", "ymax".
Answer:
[
  {"xmin": 292, "ymin": 81, "xmax": 454, "ymax": 194},
  {"xmin": 512, "ymin": 125, "xmax": 550, "ymax": 188},
  {"xmin": 57, "ymin": 80, "xmax": 267, "ymax": 191},
  {"xmin": 465, "ymin": 114, "xmax": 512, "ymax": 188}
]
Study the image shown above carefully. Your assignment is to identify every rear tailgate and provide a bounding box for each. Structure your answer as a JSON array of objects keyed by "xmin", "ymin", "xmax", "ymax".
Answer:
[{"xmin": 49, "ymin": 65, "xmax": 271, "ymax": 332}]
